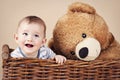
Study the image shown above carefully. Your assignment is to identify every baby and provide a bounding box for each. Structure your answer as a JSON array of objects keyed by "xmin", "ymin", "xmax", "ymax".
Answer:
[{"xmin": 11, "ymin": 16, "xmax": 66, "ymax": 64}]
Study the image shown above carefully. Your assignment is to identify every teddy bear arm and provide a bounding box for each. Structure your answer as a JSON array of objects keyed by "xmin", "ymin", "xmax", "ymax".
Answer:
[
  {"xmin": 48, "ymin": 38, "xmax": 54, "ymax": 50},
  {"xmin": 48, "ymin": 38, "xmax": 59, "ymax": 54},
  {"xmin": 98, "ymin": 40, "xmax": 120, "ymax": 59}
]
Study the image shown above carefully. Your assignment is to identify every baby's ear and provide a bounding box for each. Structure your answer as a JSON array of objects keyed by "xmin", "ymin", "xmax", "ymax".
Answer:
[
  {"xmin": 14, "ymin": 33, "xmax": 18, "ymax": 43},
  {"xmin": 42, "ymin": 38, "xmax": 47, "ymax": 46}
]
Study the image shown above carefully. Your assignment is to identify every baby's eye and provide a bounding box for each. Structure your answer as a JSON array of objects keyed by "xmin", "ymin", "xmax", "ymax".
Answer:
[
  {"xmin": 34, "ymin": 34, "xmax": 39, "ymax": 37},
  {"xmin": 23, "ymin": 33, "xmax": 28, "ymax": 36}
]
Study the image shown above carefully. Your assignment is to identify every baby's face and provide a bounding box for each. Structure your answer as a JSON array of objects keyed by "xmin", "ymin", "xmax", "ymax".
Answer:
[{"xmin": 15, "ymin": 21, "xmax": 46, "ymax": 56}]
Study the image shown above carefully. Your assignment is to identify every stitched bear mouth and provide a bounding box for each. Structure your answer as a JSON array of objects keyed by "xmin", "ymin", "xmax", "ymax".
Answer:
[{"xmin": 25, "ymin": 44, "xmax": 34, "ymax": 48}]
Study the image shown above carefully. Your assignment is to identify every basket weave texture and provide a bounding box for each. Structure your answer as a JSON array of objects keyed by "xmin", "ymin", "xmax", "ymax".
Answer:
[{"xmin": 3, "ymin": 58, "xmax": 120, "ymax": 80}]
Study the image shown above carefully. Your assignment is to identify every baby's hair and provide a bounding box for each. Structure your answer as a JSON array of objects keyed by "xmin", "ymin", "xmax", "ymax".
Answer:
[{"xmin": 18, "ymin": 16, "xmax": 46, "ymax": 37}]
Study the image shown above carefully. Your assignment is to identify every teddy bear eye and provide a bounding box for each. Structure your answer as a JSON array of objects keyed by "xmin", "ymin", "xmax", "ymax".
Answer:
[
  {"xmin": 70, "ymin": 51, "xmax": 75, "ymax": 55},
  {"xmin": 82, "ymin": 33, "xmax": 87, "ymax": 38}
]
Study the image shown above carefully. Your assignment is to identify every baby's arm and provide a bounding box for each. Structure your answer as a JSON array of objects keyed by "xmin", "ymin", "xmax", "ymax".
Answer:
[{"xmin": 52, "ymin": 55, "xmax": 66, "ymax": 64}]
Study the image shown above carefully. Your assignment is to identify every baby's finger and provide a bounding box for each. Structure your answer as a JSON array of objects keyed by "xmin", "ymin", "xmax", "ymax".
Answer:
[{"xmin": 56, "ymin": 58, "xmax": 62, "ymax": 65}]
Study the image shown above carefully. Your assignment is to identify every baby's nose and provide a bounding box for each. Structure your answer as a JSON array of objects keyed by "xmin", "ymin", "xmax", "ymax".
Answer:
[{"xmin": 27, "ymin": 36, "xmax": 33, "ymax": 42}]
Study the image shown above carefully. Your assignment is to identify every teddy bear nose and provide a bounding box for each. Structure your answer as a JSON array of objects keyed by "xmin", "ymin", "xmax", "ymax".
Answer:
[{"xmin": 79, "ymin": 47, "xmax": 88, "ymax": 58}]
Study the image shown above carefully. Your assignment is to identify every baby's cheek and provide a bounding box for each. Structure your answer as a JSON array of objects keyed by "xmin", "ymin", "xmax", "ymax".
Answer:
[{"xmin": 36, "ymin": 41, "xmax": 43, "ymax": 47}]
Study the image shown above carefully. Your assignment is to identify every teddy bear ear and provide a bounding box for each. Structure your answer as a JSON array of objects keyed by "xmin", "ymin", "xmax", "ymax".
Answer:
[{"xmin": 68, "ymin": 2, "xmax": 96, "ymax": 14}]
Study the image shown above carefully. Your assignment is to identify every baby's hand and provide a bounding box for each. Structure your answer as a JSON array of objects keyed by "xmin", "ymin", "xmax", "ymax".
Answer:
[{"xmin": 53, "ymin": 55, "xmax": 66, "ymax": 65}]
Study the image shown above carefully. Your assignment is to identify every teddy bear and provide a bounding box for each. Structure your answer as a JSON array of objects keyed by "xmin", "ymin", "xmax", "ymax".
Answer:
[{"xmin": 48, "ymin": 2, "xmax": 120, "ymax": 61}]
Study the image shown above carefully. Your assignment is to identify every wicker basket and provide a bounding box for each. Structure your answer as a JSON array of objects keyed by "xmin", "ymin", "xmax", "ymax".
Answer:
[{"xmin": 3, "ymin": 58, "xmax": 120, "ymax": 80}]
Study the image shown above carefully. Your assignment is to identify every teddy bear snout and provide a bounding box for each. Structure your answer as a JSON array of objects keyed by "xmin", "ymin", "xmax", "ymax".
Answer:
[{"xmin": 75, "ymin": 38, "xmax": 101, "ymax": 61}]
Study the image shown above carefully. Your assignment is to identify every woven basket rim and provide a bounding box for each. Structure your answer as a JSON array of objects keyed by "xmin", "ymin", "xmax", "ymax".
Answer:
[{"xmin": 3, "ymin": 58, "xmax": 120, "ymax": 80}]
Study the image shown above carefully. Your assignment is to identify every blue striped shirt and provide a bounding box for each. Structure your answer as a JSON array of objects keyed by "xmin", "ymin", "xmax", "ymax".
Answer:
[{"xmin": 10, "ymin": 46, "xmax": 56, "ymax": 59}]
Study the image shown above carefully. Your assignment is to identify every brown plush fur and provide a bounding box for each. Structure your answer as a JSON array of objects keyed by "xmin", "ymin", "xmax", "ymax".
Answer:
[{"xmin": 49, "ymin": 2, "xmax": 120, "ymax": 60}]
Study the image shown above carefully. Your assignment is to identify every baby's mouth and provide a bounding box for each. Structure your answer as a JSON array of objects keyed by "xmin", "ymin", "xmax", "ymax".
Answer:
[{"xmin": 25, "ymin": 44, "xmax": 34, "ymax": 48}]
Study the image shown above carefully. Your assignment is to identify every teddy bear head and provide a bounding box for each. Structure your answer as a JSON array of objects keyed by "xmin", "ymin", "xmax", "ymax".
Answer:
[{"xmin": 52, "ymin": 2, "xmax": 114, "ymax": 61}]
